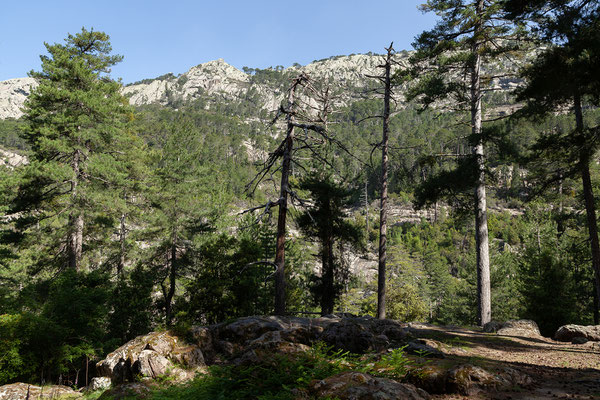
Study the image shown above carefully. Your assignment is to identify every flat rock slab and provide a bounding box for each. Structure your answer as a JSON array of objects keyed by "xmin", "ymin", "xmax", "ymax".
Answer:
[
  {"xmin": 0, "ymin": 383, "xmax": 80, "ymax": 400},
  {"xmin": 308, "ymin": 371, "xmax": 430, "ymax": 400}
]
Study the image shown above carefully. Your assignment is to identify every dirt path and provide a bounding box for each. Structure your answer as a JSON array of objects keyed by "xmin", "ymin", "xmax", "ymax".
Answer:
[{"xmin": 410, "ymin": 324, "xmax": 600, "ymax": 399}]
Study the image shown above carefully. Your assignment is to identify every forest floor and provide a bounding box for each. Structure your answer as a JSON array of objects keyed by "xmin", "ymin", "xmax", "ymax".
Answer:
[{"xmin": 411, "ymin": 324, "xmax": 600, "ymax": 400}]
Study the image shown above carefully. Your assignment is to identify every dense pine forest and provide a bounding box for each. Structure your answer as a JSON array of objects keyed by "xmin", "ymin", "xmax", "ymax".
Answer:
[{"xmin": 1, "ymin": 1, "xmax": 600, "ymax": 398}]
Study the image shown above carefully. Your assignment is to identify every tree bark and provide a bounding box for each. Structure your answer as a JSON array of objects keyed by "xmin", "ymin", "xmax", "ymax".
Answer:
[
  {"xmin": 575, "ymin": 92, "xmax": 600, "ymax": 324},
  {"xmin": 472, "ymin": 0, "xmax": 492, "ymax": 326},
  {"xmin": 377, "ymin": 45, "xmax": 393, "ymax": 319},
  {"xmin": 68, "ymin": 149, "xmax": 83, "ymax": 271}
]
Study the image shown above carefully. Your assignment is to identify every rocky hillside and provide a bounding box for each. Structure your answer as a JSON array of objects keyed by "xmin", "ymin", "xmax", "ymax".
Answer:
[{"xmin": 0, "ymin": 51, "xmax": 523, "ymax": 120}]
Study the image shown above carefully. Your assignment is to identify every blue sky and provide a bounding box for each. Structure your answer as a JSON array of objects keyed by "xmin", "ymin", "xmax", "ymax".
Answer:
[{"xmin": 0, "ymin": 1, "xmax": 438, "ymax": 84}]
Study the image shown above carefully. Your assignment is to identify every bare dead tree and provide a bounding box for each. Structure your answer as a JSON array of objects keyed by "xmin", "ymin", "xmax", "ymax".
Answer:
[
  {"xmin": 244, "ymin": 73, "xmax": 334, "ymax": 315},
  {"xmin": 365, "ymin": 43, "xmax": 397, "ymax": 319}
]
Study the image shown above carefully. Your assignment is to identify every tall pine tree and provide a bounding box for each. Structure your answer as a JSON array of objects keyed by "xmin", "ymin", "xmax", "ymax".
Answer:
[
  {"xmin": 402, "ymin": 0, "xmax": 523, "ymax": 325},
  {"xmin": 14, "ymin": 28, "xmax": 135, "ymax": 272}
]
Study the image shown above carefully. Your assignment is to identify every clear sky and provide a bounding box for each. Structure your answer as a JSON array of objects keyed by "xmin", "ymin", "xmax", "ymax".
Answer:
[{"xmin": 0, "ymin": 0, "xmax": 438, "ymax": 84}]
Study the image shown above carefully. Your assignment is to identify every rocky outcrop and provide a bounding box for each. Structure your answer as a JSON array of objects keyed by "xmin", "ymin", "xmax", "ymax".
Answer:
[
  {"xmin": 495, "ymin": 319, "xmax": 541, "ymax": 338},
  {"xmin": 306, "ymin": 371, "xmax": 430, "ymax": 400},
  {"xmin": 95, "ymin": 315, "xmax": 413, "ymax": 382},
  {"xmin": 0, "ymin": 148, "xmax": 27, "ymax": 169},
  {"xmin": 554, "ymin": 324, "xmax": 600, "ymax": 342},
  {"xmin": 96, "ymin": 330, "xmax": 205, "ymax": 384},
  {"xmin": 408, "ymin": 363, "xmax": 533, "ymax": 395},
  {"xmin": 97, "ymin": 382, "xmax": 151, "ymax": 400},
  {"xmin": 0, "ymin": 78, "xmax": 37, "ymax": 119},
  {"xmin": 405, "ymin": 339, "xmax": 445, "ymax": 358},
  {"xmin": 0, "ymin": 382, "xmax": 79, "ymax": 400}
]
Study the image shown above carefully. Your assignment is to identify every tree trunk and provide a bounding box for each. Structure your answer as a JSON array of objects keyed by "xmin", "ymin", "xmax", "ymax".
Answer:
[
  {"xmin": 575, "ymin": 93, "xmax": 600, "ymax": 324},
  {"xmin": 118, "ymin": 211, "xmax": 126, "ymax": 276},
  {"xmin": 68, "ymin": 149, "xmax": 83, "ymax": 271},
  {"xmin": 472, "ymin": 0, "xmax": 492, "ymax": 326},
  {"xmin": 274, "ymin": 80, "xmax": 300, "ymax": 316},
  {"xmin": 321, "ymin": 236, "xmax": 335, "ymax": 316},
  {"xmin": 377, "ymin": 45, "xmax": 393, "ymax": 319},
  {"xmin": 165, "ymin": 232, "xmax": 177, "ymax": 326}
]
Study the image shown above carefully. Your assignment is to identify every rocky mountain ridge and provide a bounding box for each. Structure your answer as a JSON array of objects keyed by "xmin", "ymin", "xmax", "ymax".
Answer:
[
  {"xmin": 0, "ymin": 51, "xmax": 521, "ymax": 120},
  {"xmin": 0, "ymin": 54, "xmax": 397, "ymax": 120}
]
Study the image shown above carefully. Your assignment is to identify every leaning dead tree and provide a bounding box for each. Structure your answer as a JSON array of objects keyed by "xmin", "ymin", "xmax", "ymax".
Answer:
[
  {"xmin": 365, "ymin": 43, "xmax": 398, "ymax": 319},
  {"xmin": 244, "ymin": 73, "xmax": 334, "ymax": 315}
]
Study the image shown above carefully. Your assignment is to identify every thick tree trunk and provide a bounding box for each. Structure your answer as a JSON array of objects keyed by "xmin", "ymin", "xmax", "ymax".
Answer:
[
  {"xmin": 472, "ymin": 0, "xmax": 492, "ymax": 326},
  {"xmin": 274, "ymin": 81, "xmax": 299, "ymax": 316},
  {"xmin": 575, "ymin": 93, "xmax": 600, "ymax": 324},
  {"xmin": 68, "ymin": 149, "xmax": 83, "ymax": 271},
  {"xmin": 377, "ymin": 45, "xmax": 393, "ymax": 320}
]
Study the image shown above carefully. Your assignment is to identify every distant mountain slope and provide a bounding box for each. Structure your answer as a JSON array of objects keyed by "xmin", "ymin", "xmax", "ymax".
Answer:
[{"xmin": 0, "ymin": 51, "xmax": 523, "ymax": 120}]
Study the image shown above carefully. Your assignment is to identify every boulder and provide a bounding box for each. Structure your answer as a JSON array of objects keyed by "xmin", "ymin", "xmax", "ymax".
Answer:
[
  {"xmin": 496, "ymin": 319, "xmax": 541, "ymax": 338},
  {"xmin": 88, "ymin": 377, "xmax": 111, "ymax": 391},
  {"xmin": 572, "ymin": 336, "xmax": 589, "ymax": 344},
  {"xmin": 405, "ymin": 339, "xmax": 445, "ymax": 358},
  {"xmin": 371, "ymin": 319, "xmax": 411, "ymax": 343},
  {"xmin": 445, "ymin": 364, "xmax": 532, "ymax": 395},
  {"xmin": 482, "ymin": 320, "xmax": 503, "ymax": 333},
  {"xmin": 0, "ymin": 383, "xmax": 80, "ymax": 400},
  {"xmin": 307, "ymin": 371, "xmax": 430, "ymax": 400},
  {"xmin": 498, "ymin": 367, "xmax": 533, "ymax": 388},
  {"xmin": 406, "ymin": 364, "xmax": 448, "ymax": 394},
  {"xmin": 554, "ymin": 324, "xmax": 600, "ymax": 342},
  {"xmin": 447, "ymin": 364, "xmax": 503, "ymax": 395},
  {"xmin": 217, "ymin": 316, "xmax": 289, "ymax": 343},
  {"xmin": 96, "ymin": 330, "xmax": 205, "ymax": 383},
  {"xmin": 320, "ymin": 319, "xmax": 382, "ymax": 353},
  {"xmin": 98, "ymin": 382, "xmax": 152, "ymax": 399},
  {"xmin": 96, "ymin": 331, "xmax": 178, "ymax": 378}
]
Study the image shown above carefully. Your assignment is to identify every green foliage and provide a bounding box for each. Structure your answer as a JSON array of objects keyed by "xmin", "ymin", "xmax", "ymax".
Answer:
[
  {"xmin": 517, "ymin": 205, "xmax": 594, "ymax": 336},
  {"xmin": 107, "ymin": 265, "xmax": 155, "ymax": 343},
  {"xmin": 0, "ymin": 270, "xmax": 110, "ymax": 385},
  {"xmin": 297, "ymin": 174, "xmax": 363, "ymax": 314}
]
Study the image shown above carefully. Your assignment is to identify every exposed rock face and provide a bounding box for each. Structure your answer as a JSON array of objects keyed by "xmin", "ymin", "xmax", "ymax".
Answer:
[
  {"xmin": 554, "ymin": 324, "xmax": 600, "ymax": 342},
  {"xmin": 0, "ymin": 148, "xmax": 27, "ymax": 169},
  {"xmin": 307, "ymin": 371, "xmax": 430, "ymax": 400},
  {"xmin": 0, "ymin": 78, "xmax": 37, "ymax": 119},
  {"xmin": 96, "ymin": 330, "xmax": 205, "ymax": 384},
  {"xmin": 0, "ymin": 382, "xmax": 79, "ymax": 400},
  {"xmin": 496, "ymin": 319, "xmax": 541, "ymax": 338}
]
